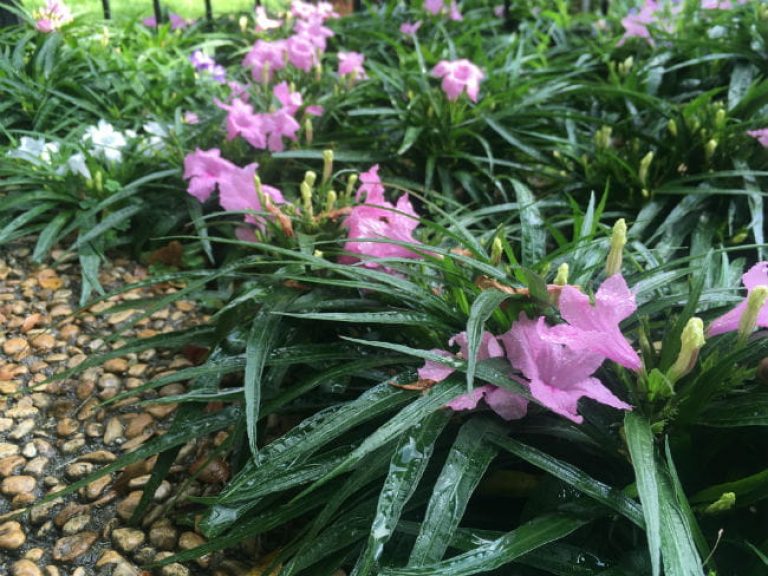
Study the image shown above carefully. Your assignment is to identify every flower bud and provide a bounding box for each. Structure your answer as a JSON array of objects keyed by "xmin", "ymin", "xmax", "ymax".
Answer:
[
  {"xmin": 239, "ymin": 15, "xmax": 248, "ymax": 33},
  {"xmin": 738, "ymin": 286, "xmax": 768, "ymax": 343},
  {"xmin": 554, "ymin": 263, "xmax": 569, "ymax": 286},
  {"xmin": 300, "ymin": 181, "xmax": 314, "ymax": 220},
  {"xmin": 605, "ymin": 219, "xmax": 627, "ymax": 277},
  {"xmin": 344, "ymin": 173, "xmax": 358, "ymax": 200},
  {"xmin": 303, "ymin": 170, "xmax": 317, "ymax": 189},
  {"xmin": 324, "ymin": 189, "xmax": 337, "ymax": 213},
  {"xmin": 705, "ymin": 139, "xmax": 718, "ymax": 162},
  {"xmin": 618, "ymin": 56, "xmax": 633, "ymax": 76},
  {"xmin": 638, "ymin": 151, "xmax": 654, "ymax": 187},
  {"xmin": 714, "ymin": 108, "xmax": 726, "ymax": 131},
  {"xmin": 304, "ymin": 118, "xmax": 313, "ymax": 145},
  {"xmin": 322, "ymin": 149, "xmax": 333, "ymax": 185},
  {"xmin": 667, "ymin": 119, "xmax": 678, "ymax": 137},
  {"xmin": 594, "ymin": 126, "xmax": 612, "ymax": 150},
  {"xmin": 490, "ymin": 236, "xmax": 503, "ymax": 265},
  {"xmin": 94, "ymin": 170, "xmax": 103, "ymax": 194},
  {"xmin": 667, "ymin": 317, "xmax": 705, "ymax": 384},
  {"xmin": 703, "ymin": 492, "xmax": 735, "ymax": 515},
  {"xmin": 261, "ymin": 61, "xmax": 271, "ymax": 86}
]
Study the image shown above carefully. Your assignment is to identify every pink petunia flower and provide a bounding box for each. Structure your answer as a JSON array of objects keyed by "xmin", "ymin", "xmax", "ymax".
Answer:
[
  {"xmin": 708, "ymin": 262, "xmax": 768, "ymax": 336},
  {"xmin": 286, "ymin": 35, "xmax": 317, "ymax": 72},
  {"xmin": 502, "ymin": 315, "xmax": 632, "ymax": 424},
  {"xmin": 337, "ymin": 51, "xmax": 367, "ymax": 81},
  {"xmin": 274, "ymin": 81, "xmax": 304, "ymax": 115},
  {"xmin": 34, "ymin": 0, "xmax": 73, "ymax": 33},
  {"xmin": 216, "ymin": 98, "xmax": 268, "ymax": 149},
  {"xmin": 418, "ymin": 332, "xmax": 528, "ymax": 421},
  {"xmin": 400, "ymin": 21, "xmax": 422, "ymax": 35},
  {"xmin": 183, "ymin": 111, "xmax": 200, "ymax": 125},
  {"xmin": 448, "ymin": 0, "xmax": 463, "ymax": 21},
  {"xmin": 341, "ymin": 165, "xmax": 422, "ymax": 266},
  {"xmin": 293, "ymin": 19, "xmax": 335, "ymax": 51},
  {"xmin": 747, "ymin": 129, "xmax": 768, "ymax": 148},
  {"xmin": 264, "ymin": 109, "xmax": 301, "ymax": 152},
  {"xmin": 290, "ymin": 0, "xmax": 339, "ymax": 23},
  {"xmin": 424, "ymin": 0, "xmax": 444, "ymax": 15},
  {"xmin": 243, "ymin": 39, "xmax": 287, "ymax": 83},
  {"xmin": 432, "ymin": 59, "xmax": 485, "ymax": 103},
  {"xmin": 254, "ymin": 6, "xmax": 282, "ymax": 31},
  {"xmin": 549, "ymin": 274, "xmax": 643, "ymax": 372},
  {"xmin": 183, "ymin": 148, "xmax": 236, "ymax": 202}
]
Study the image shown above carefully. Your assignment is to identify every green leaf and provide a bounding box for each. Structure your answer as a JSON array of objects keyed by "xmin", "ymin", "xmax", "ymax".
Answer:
[
  {"xmin": 407, "ymin": 417, "xmax": 506, "ymax": 567},
  {"xmin": 512, "ymin": 179, "xmax": 546, "ymax": 267},
  {"xmin": 69, "ymin": 204, "xmax": 143, "ymax": 250},
  {"xmin": 351, "ymin": 411, "xmax": 451, "ymax": 576},
  {"xmin": 698, "ymin": 393, "xmax": 768, "ymax": 427},
  {"xmin": 465, "ymin": 290, "xmax": 511, "ymax": 391},
  {"xmin": 398, "ymin": 126, "xmax": 423, "ymax": 155},
  {"xmin": 32, "ymin": 211, "xmax": 70, "ymax": 262},
  {"xmin": 624, "ymin": 412, "xmax": 662, "ymax": 576},
  {"xmin": 492, "ymin": 435, "xmax": 644, "ymax": 528},
  {"xmin": 383, "ymin": 515, "xmax": 587, "ymax": 576},
  {"xmin": 275, "ymin": 310, "xmax": 446, "ymax": 328}
]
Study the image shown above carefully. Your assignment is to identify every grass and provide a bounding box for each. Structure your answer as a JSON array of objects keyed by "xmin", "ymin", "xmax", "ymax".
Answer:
[{"xmin": 22, "ymin": 0, "xmax": 258, "ymax": 21}]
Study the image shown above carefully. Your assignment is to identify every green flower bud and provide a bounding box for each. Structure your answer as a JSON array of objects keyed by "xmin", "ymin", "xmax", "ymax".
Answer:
[
  {"xmin": 490, "ymin": 236, "xmax": 503, "ymax": 265},
  {"xmin": 667, "ymin": 119, "xmax": 678, "ymax": 137},
  {"xmin": 667, "ymin": 317, "xmax": 705, "ymax": 384},
  {"xmin": 304, "ymin": 170, "xmax": 317, "ymax": 189},
  {"xmin": 639, "ymin": 151, "xmax": 654, "ymax": 187},
  {"xmin": 554, "ymin": 263, "xmax": 569, "ymax": 286},
  {"xmin": 300, "ymin": 181, "xmax": 313, "ymax": 220},
  {"xmin": 714, "ymin": 108, "xmax": 726, "ymax": 131},
  {"xmin": 322, "ymin": 149, "xmax": 334, "ymax": 184},
  {"xmin": 345, "ymin": 173, "xmax": 358, "ymax": 200},
  {"xmin": 705, "ymin": 139, "xmax": 718, "ymax": 162},
  {"xmin": 605, "ymin": 218, "xmax": 627, "ymax": 277},
  {"xmin": 738, "ymin": 286, "xmax": 768, "ymax": 344},
  {"xmin": 325, "ymin": 189, "xmax": 337, "ymax": 213},
  {"xmin": 704, "ymin": 492, "xmax": 735, "ymax": 515},
  {"xmin": 594, "ymin": 125, "xmax": 612, "ymax": 150},
  {"xmin": 304, "ymin": 118, "xmax": 313, "ymax": 145}
]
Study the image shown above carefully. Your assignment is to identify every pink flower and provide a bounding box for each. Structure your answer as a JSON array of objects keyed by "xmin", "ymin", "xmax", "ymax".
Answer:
[
  {"xmin": 264, "ymin": 109, "xmax": 301, "ymax": 152},
  {"xmin": 34, "ymin": 0, "xmax": 73, "ymax": 33},
  {"xmin": 169, "ymin": 13, "xmax": 193, "ymax": 30},
  {"xmin": 424, "ymin": 0, "xmax": 444, "ymax": 15},
  {"xmin": 293, "ymin": 19, "xmax": 335, "ymax": 51},
  {"xmin": 255, "ymin": 6, "xmax": 282, "ymax": 31},
  {"xmin": 243, "ymin": 39, "xmax": 287, "ymax": 82},
  {"xmin": 341, "ymin": 165, "xmax": 422, "ymax": 266},
  {"xmin": 338, "ymin": 51, "xmax": 367, "ymax": 81},
  {"xmin": 493, "ymin": 4, "xmax": 505, "ymax": 17},
  {"xmin": 708, "ymin": 262, "xmax": 768, "ymax": 336},
  {"xmin": 418, "ymin": 332, "xmax": 528, "ymax": 421},
  {"xmin": 502, "ymin": 315, "xmax": 632, "ymax": 424},
  {"xmin": 305, "ymin": 105, "xmax": 324, "ymax": 117},
  {"xmin": 183, "ymin": 148, "xmax": 232, "ymax": 202},
  {"xmin": 274, "ymin": 81, "xmax": 304, "ymax": 115},
  {"xmin": 747, "ymin": 129, "xmax": 768, "ymax": 148},
  {"xmin": 216, "ymin": 98, "xmax": 268, "ymax": 149},
  {"xmin": 183, "ymin": 111, "xmax": 200, "ymax": 125},
  {"xmin": 291, "ymin": 0, "xmax": 338, "ymax": 23},
  {"xmin": 619, "ymin": 0, "xmax": 659, "ymax": 44},
  {"xmin": 448, "ymin": 0, "xmax": 463, "ymax": 21},
  {"xmin": 286, "ymin": 35, "xmax": 317, "ymax": 72},
  {"xmin": 142, "ymin": 16, "xmax": 157, "ymax": 27},
  {"xmin": 400, "ymin": 21, "xmax": 422, "ymax": 35},
  {"xmin": 702, "ymin": 0, "xmax": 745, "ymax": 8},
  {"xmin": 549, "ymin": 275, "xmax": 642, "ymax": 372},
  {"xmin": 432, "ymin": 59, "xmax": 485, "ymax": 103}
]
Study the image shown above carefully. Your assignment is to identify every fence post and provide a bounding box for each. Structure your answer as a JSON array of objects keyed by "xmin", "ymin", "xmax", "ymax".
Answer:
[
  {"xmin": 152, "ymin": 0, "xmax": 162, "ymax": 27},
  {"xmin": 0, "ymin": 0, "xmax": 20, "ymax": 27},
  {"xmin": 101, "ymin": 0, "xmax": 111, "ymax": 20},
  {"xmin": 205, "ymin": 0, "xmax": 213, "ymax": 22}
]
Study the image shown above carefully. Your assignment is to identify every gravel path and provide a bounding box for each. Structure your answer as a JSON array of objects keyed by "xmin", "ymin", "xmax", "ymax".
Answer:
[{"xmin": 0, "ymin": 244, "xmax": 251, "ymax": 576}]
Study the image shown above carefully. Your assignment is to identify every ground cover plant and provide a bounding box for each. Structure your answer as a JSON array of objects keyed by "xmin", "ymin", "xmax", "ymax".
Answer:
[{"xmin": 2, "ymin": 0, "xmax": 768, "ymax": 574}]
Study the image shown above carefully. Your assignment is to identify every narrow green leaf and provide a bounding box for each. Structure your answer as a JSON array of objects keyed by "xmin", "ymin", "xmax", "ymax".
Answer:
[
  {"xmin": 384, "ymin": 515, "xmax": 587, "ymax": 576},
  {"xmin": 69, "ymin": 204, "xmax": 143, "ymax": 250},
  {"xmin": 512, "ymin": 179, "xmax": 546, "ymax": 267},
  {"xmin": 698, "ymin": 393, "xmax": 768, "ymax": 427},
  {"xmin": 32, "ymin": 211, "xmax": 70, "ymax": 262},
  {"xmin": 465, "ymin": 290, "xmax": 511, "ymax": 391},
  {"xmin": 398, "ymin": 126, "xmax": 423, "ymax": 155},
  {"xmin": 275, "ymin": 310, "xmax": 445, "ymax": 328},
  {"xmin": 407, "ymin": 417, "xmax": 506, "ymax": 567}
]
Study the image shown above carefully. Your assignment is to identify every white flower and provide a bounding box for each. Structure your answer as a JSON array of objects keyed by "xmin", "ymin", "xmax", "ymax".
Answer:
[
  {"xmin": 66, "ymin": 153, "xmax": 91, "ymax": 179},
  {"xmin": 84, "ymin": 120, "xmax": 129, "ymax": 163},
  {"xmin": 140, "ymin": 121, "xmax": 170, "ymax": 156},
  {"xmin": 6, "ymin": 136, "xmax": 60, "ymax": 165}
]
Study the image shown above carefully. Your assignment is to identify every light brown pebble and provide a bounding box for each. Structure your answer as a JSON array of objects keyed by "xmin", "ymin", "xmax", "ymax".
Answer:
[
  {"xmin": 103, "ymin": 358, "xmax": 129, "ymax": 373},
  {"xmin": 51, "ymin": 531, "xmax": 98, "ymax": 562},
  {"xmin": 104, "ymin": 417, "xmax": 124, "ymax": 445},
  {"xmin": 96, "ymin": 549, "xmax": 127, "ymax": 567},
  {"xmin": 53, "ymin": 503, "xmax": 90, "ymax": 528},
  {"xmin": 20, "ymin": 313, "xmax": 43, "ymax": 333},
  {"xmin": 75, "ymin": 380, "xmax": 95, "ymax": 400},
  {"xmin": 66, "ymin": 354, "xmax": 87, "ymax": 369},
  {"xmin": 57, "ymin": 418, "xmax": 79, "ymax": 437},
  {"xmin": 43, "ymin": 565, "xmax": 60, "ymax": 576},
  {"xmin": 127, "ymin": 364, "xmax": 148, "ymax": 377},
  {"xmin": 98, "ymin": 373, "xmax": 121, "ymax": 389},
  {"xmin": 11, "ymin": 559, "xmax": 42, "ymax": 576},
  {"xmin": 0, "ymin": 520, "xmax": 26, "ymax": 549},
  {"xmin": 0, "ymin": 455, "xmax": 26, "ymax": 477},
  {"xmin": 23, "ymin": 547, "xmax": 45, "ymax": 561},
  {"xmin": 59, "ymin": 324, "xmax": 80, "ymax": 340},
  {"xmin": 30, "ymin": 334, "xmax": 56, "ymax": 351},
  {"xmin": 78, "ymin": 450, "xmax": 117, "ymax": 463},
  {"xmin": 124, "ymin": 413, "xmax": 154, "ymax": 439},
  {"xmin": 29, "ymin": 501, "xmax": 58, "ymax": 525},
  {"xmin": 120, "ymin": 431, "xmax": 153, "ymax": 451},
  {"xmin": 22, "ymin": 442, "xmax": 37, "ymax": 458},
  {"xmin": 1, "ymin": 475, "xmax": 36, "ymax": 495},
  {"xmin": 23, "ymin": 457, "xmax": 49, "ymax": 476},
  {"xmin": 65, "ymin": 462, "xmax": 94, "ymax": 479},
  {"xmin": 9, "ymin": 418, "xmax": 35, "ymax": 440},
  {"xmin": 108, "ymin": 310, "xmax": 137, "ymax": 325},
  {"xmin": 12, "ymin": 492, "xmax": 36, "ymax": 508},
  {"xmin": 0, "ymin": 380, "xmax": 19, "ymax": 394},
  {"xmin": 83, "ymin": 475, "xmax": 112, "ymax": 501},
  {"xmin": 76, "ymin": 398, "xmax": 100, "ymax": 421},
  {"xmin": 3, "ymin": 338, "xmax": 29, "ymax": 355},
  {"xmin": 149, "ymin": 519, "xmax": 177, "ymax": 550},
  {"xmin": 112, "ymin": 527, "xmax": 146, "ymax": 553},
  {"xmin": 61, "ymin": 514, "xmax": 91, "ymax": 536},
  {"xmin": 155, "ymin": 552, "xmax": 191, "ymax": 576},
  {"xmin": 61, "ymin": 438, "xmax": 86, "ymax": 454},
  {"xmin": 49, "ymin": 304, "xmax": 72, "ymax": 317},
  {"xmin": 0, "ymin": 417, "xmax": 12, "ymax": 432},
  {"xmin": 84, "ymin": 422, "xmax": 104, "ymax": 438},
  {"xmin": 113, "ymin": 563, "xmax": 141, "ymax": 576},
  {"xmin": 116, "ymin": 491, "xmax": 142, "ymax": 522},
  {"xmin": 7, "ymin": 398, "xmax": 38, "ymax": 418},
  {"xmin": 146, "ymin": 404, "xmax": 177, "ymax": 419}
]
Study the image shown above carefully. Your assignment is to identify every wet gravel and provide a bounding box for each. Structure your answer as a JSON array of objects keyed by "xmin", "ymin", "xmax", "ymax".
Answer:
[{"xmin": 0, "ymin": 244, "xmax": 259, "ymax": 576}]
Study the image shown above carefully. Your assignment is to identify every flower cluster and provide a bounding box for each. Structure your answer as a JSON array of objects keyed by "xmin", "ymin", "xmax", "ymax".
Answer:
[
  {"xmin": 420, "ymin": 274, "xmax": 640, "ymax": 423},
  {"xmin": 183, "ymin": 148, "xmax": 284, "ymax": 231},
  {"xmin": 340, "ymin": 165, "xmax": 422, "ymax": 267},
  {"xmin": 190, "ymin": 50, "xmax": 226, "ymax": 83},
  {"xmin": 33, "ymin": 0, "xmax": 73, "ymax": 33}
]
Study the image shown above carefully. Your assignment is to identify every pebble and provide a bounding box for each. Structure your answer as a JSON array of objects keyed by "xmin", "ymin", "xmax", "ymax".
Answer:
[
  {"xmin": 112, "ymin": 527, "xmax": 146, "ymax": 553},
  {"xmin": 9, "ymin": 418, "xmax": 35, "ymax": 440},
  {"xmin": 23, "ymin": 456, "xmax": 49, "ymax": 476},
  {"xmin": 30, "ymin": 333, "xmax": 56, "ymax": 351},
  {"xmin": 2, "ymin": 475, "xmax": 37, "ymax": 495},
  {"xmin": 116, "ymin": 491, "xmax": 143, "ymax": 522},
  {"xmin": 51, "ymin": 531, "xmax": 98, "ymax": 562},
  {"xmin": 3, "ymin": 337, "xmax": 29, "ymax": 355},
  {"xmin": 78, "ymin": 449, "xmax": 117, "ymax": 463},
  {"xmin": 0, "ymin": 520, "xmax": 26, "ymax": 549},
  {"xmin": 61, "ymin": 514, "xmax": 91, "ymax": 536},
  {"xmin": 149, "ymin": 519, "xmax": 178, "ymax": 550},
  {"xmin": 11, "ymin": 560, "xmax": 42, "ymax": 576},
  {"xmin": 155, "ymin": 552, "xmax": 191, "ymax": 576},
  {"xmin": 104, "ymin": 358, "xmax": 129, "ymax": 373},
  {"xmin": 104, "ymin": 417, "xmax": 124, "ymax": 445},
  {"xmin": 124, "ymin": 413, "xmax": 154, "ymax": 439},
  {"xmin": 83, "ymin": 475, "xmax": 112, "ymax": 500},
  {"xmin": 0, "ymin": 454, "xmax": 26, "ymax": 476},
  {"xmin": 65, "ymin": 462, "xmax": 95, "ymax": 479},
  {"xmin": 57, "ymin": 418, "xmax": 79, "ymax": 437},
  {"xmin": 0, "ymin": 417, "xmax": 13, "ymax": 432},
  {"xmin": 0, "ymin": 442, "xmax": 21, "ymax": 459}
]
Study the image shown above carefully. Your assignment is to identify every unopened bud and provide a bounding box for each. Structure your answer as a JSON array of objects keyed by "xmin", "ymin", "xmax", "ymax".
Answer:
[
  {"xmin": 300, "ymin": 181, "xmax": 314, "ymax": 220},
  {"xmin": 322, "ymin": 149, "xmax": 333, "ymax": 184},
  {"xmin": 239, "ymin": 15, "xmax": 248, "ymax": 33},
  {"xmin": 94, "ymin": 170, "xmax": 103, "ymax": 193},
  {"xmin": 667, "ymin": 119, "xmax": 678, "ymax": 137},
  {"xmin": 324, "ymin": 189, "xmax": 337, "ymax": 213},
  {"xmin": 313, "ymin": 249, "xmax": 324, "ymax": 258},
  {"xmin": 605, "ymin": 219, "xmax": 627, "ymax": 277},
  {"xmin": 738, "ymin": 286, "xmax": 768, "ymax": 343},
  {"xmin": 667, "ymin": 317, "xmax": 705, "ymax": 384},
  {"xmin": 618, "ymin": 55, "xmax": 633, "ymax": 76},
  {"xmin": 705, "ymin": 139, "xmax": 718, "ymax": 162},
  {"xmin": 704, "ymin": 492, "xmax": 735, "ymax": 515},
  {"xmin": 714, "ymin": 108, "xmax": 726, "ymax": 131},
  {"xmin": 639, "ymin": 151, "xmax": 654, "ymax": 187},
  {"xmin": 490, "ymin": 236, "xmax": 503, "ymax": 265},
  {"xmin": 595, "ymin": 125, "xmax": 612, "ymax": 150},
  {"xmin": 554, "ymin": 263, "xmax": 569, "ymax": 286},
  {"xmin": 304, "ymin": 118, "xmax": 313, "ymax": 145},
  {"xmin": 261, "ymin": 61, "xmax": 271, "ymax": 86},
  {"xmin": 345, "ymin": 173, "xmax": 358, "ymax": 200}
]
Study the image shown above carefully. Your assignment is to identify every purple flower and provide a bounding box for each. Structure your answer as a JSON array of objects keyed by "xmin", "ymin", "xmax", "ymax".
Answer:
[
  {"xmin": 264, "ymin": 109, "xmax": 301, "ymax": 152},
  {"xmin": 432, "ymin": 59, "xmax": 484, "ymax": 102},
  {"xmin": 243, "ymin": 39, "xmax": 287, "ymax": 83},
  {"xmin": 399, "ymin": 21, "xmax": 422, "ymax": 35},
  {"xmin": 293, "ymin": 19, "xmax": 335, "ymax": 51},
  {"xmin": 338, "ymin": 51, "xmax": 367, "ymax": 81},
  {"xmin": 493, "ymin": 4, "xmax": 505, "ymax": 17},
  {"xmin": 189, "ymin": 50, "xmax": 226, "ymax": 83},
  {"xmin": 286, "ymin": 35, "xmax": 317, "ymax": 72},
  {"xmin": 418, "ymin": 332, "xmax": 528, "ymax": 421},
  {"xmin": 183, "ymin": 111, "xmax": 199, "ymax": 125},
  {"xmin": 502, "ymin": 315, "xmax": 632, "ymax": 424},
  {"xmin": 290, "ymin": 0, "xmax": 338, "ymax": 23},
  {"xmin": 708, "ymin": 262, "xmax": 768, "ymax": 336},
  {"xmin": 274, "ymin": 81, "xmax": 304, "ymax": 115},
  {"xmin": 448, "ymin": 0, "xmax": 463, "ymax": 21},
  {"xmin": 747, "ymin": 129, "xmax": 768, "ymax": 148},
  {"xmin": 341, "ymin": 165, "xmax": 422, "ymax": 266},
  {"xmin": 169, "ymin": 13, "xmax": 192, "ymax": 29},
  {"xmin": 34, "ymin": 0, "xmax": 73, "ymax": 33},
  {"xmin": 549, "ymin": 274, "xmax": 643, "ymax": 372},
  {"xmin": 424, "ymin": 0, "xmax": 444, "ymax": 15},
  {"xmin": 619, "ymin": 0, "xmax": 658, "ymax": 44}
]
